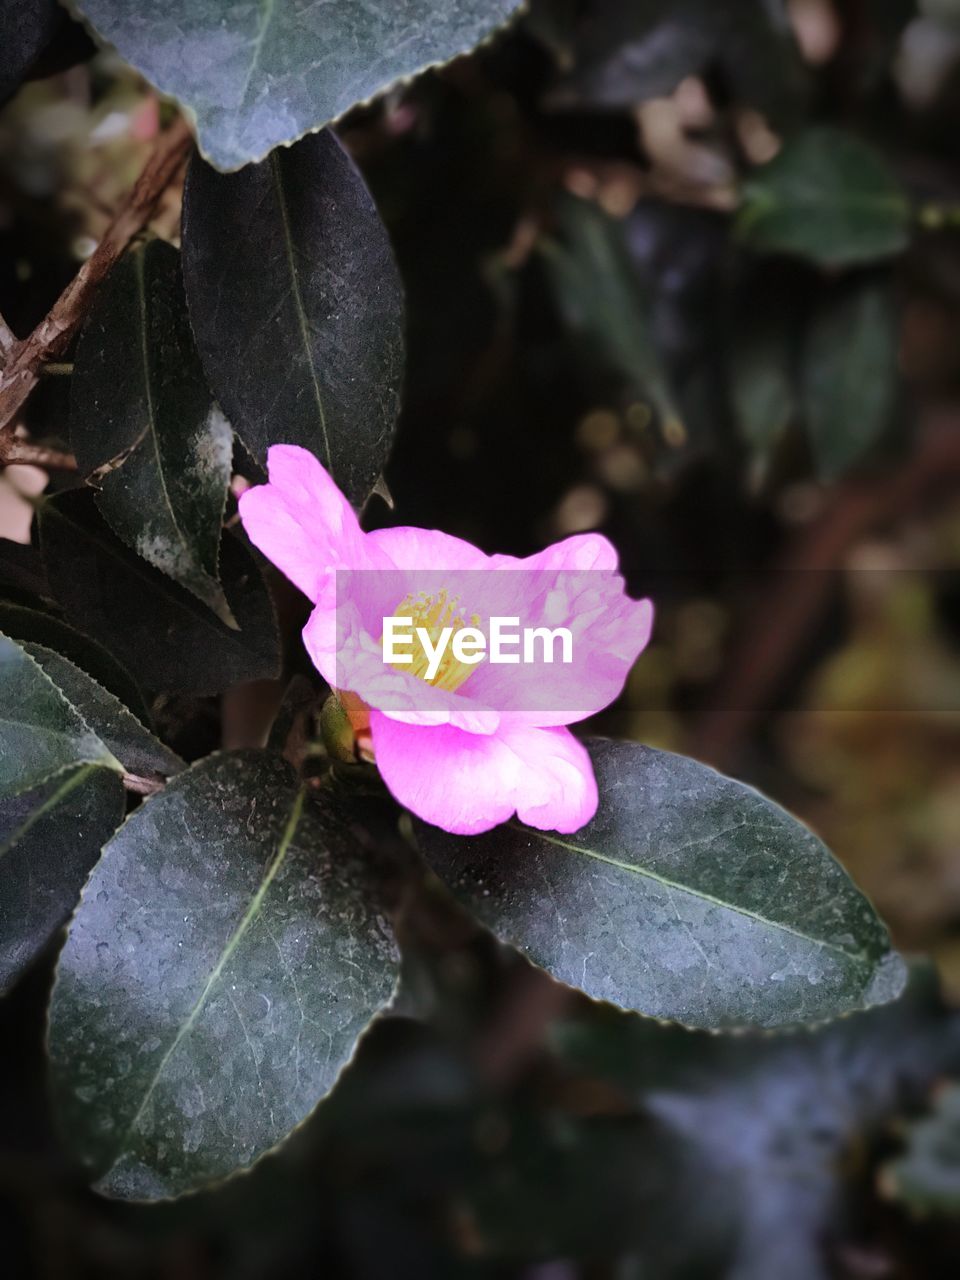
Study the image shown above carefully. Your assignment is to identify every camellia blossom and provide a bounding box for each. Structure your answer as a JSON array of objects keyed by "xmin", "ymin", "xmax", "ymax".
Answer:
[{"xmin": 239, "ymin": 445, "xmax": 653, "ymax": 836}]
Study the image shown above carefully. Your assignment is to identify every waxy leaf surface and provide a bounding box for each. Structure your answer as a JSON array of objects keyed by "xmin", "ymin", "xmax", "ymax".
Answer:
[
  {"xmin": 22, "ymin": 643, "xmax": 183, "ymax": 780},
  {"xmin": 0, "ymin": 604, "xmax": 150, "ymax": 723},
  {"xmin": 182, "ymin": 130, "xmax": 404, "ymax": 508},
  {"xmin": 48, "ymin": 751, "xmax": 400, "ymax": 1199},
  {"xmin": 0, "ymin": 633, "xmax": 120, "ymax": 798},
  {"xmin": 71, "ymin": 0, "xmax": 522, "ymax": 170},
  {"xmin": 0, "ymin": 766, "xmax": 124, "ymax": 994},
  {"xmin": 39, "ymin": 492, "xmax": 279, "ymax": 696},
  {"xmin": 0, "ymin": 0, "xmax": 60, "ymax": 102},
  {"xmin": 71, "ymin": 241, "xmax": 234, "ymax": 624},
  {"xmin": 417, "ymin": 740, "xmax": 906, "ymax": 1029}
]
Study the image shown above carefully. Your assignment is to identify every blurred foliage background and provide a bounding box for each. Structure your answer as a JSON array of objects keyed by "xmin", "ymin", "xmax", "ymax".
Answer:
[{"xmin": 3, "ymin": 0, "xmax": 960, "ymax": 1276}]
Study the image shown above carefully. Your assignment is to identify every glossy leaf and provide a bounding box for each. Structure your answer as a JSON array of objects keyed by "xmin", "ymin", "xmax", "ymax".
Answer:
[
  {"xmin": 71, "ymin": 240, "xmax": 235, "ymax": 625},
  {"xmin": 48, "ymin": 751, "xmax": 401, "ymax": 1199},
  {"xmin": 22, "ymin": 643, "xmax": 183, "ymax": 780},
  {"xmin": 0, "ymin": 633, "xmax": 121, "ymax": 798},
  {"xmin": 736, "ymin": 128, "xmax": 911, "ymax": 267},
  {"xmin": 416, "ymin": 740, "xmax": 906, "ymax": 1029},
  {"xmin": 0, "ymin": 0, "xmax": 60, "ymax": 102},
  {"xmin": 71, "ymin": 0, "xmax": 522, "ymax": 170},
  {"xmin": 802, "ymin": 277, "xmax": 898, "ymax": 480},
  {"xmin": 0, "ymin": 603, "xmax": 149, "ymax": 723},
  {"xmin": 39, "ymin": 491, "xmax": 279, "ymax": 696},
  {"xmin": 0, "ymin": 766, "xmax": 124, "ymax": 994},
  {"xmin": 182, "ymin": 130, "xmax": 404, "ymax": 508}
]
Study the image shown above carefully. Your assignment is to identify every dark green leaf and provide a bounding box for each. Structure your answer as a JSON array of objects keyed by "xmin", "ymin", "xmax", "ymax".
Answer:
[
  {"xmin": 0, "ymin": 540, "xmax": 49, "ymax": 605},
  {"xmin": 511, "ymin": 964, "xmax": 960, "ymax": 1275},
  {"xmin": 22, "ymin": 643, "xmax": 183, "ymax": 780},
  {"xmin": 736, "ymin": 128, "xmax": 911, "ymax": 267},
  {"xmin": 0, "ymin": 633, "xmax": 120, "ymax": 798},
  {"xmin": 0, "ymin": 0, "xmax": 60, "ymax": 102},
  {"xmin": 416, "ymin": 740, "xmax": 906, "ymax": 1029},
  {"xmin": 540, "ymin": 195, "xmax": 681, "ymax": 440},
  {"xmin": 802, "ymin": 276, "xmax": 898, "ymax": 480},
  {"xmin": 71, "ymin": 241, "xmax": 234, "ymax": 625},
  {"xmin": 39, "ymin": 491, "xmax": 279, "ymax": 696},
  {"xmin": 0, "ymin": 603, "xmax": 150, "ymax": 723},
  {"xmin": 71, "ymin": 0, "xmax": 522, "ymax": 170},
  {"xmin": 48, "ymin": 750, "xmax": 401, "ymax": 1199},
  {"xmin": 0, "ymin": 766, "xmax": 124, "ymax": 994},
  {"xmin": 545, "ymin": 0, "xmax": 807, "ymax": 128},
  {"xmin": 182, "ymin": 131, "xmax": 404, "ymax": 508},
  {"xmin": 732, "ymin": 319, "xmax": 796, "ymax": 458},
  {"xmin": 884, "ymin": 1083, "xmax": 960, "ymax": 1215}
]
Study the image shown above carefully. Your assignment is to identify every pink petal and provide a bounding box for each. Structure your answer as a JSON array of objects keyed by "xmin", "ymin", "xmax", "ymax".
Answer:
[
  {"xmin": 238, "ymin": 444, "xmax": 370, "ymax": 602},
  {"xmin": 367, "ymin": 526, "xmax": 493, "ymax": 571},
  {"xmin": 492, "ymin": 531, "xmax": 619, "ymax": 573},
  {"xmin": 466, "ymin": 594, "xmax": 654, "ymax": 727},
  {"xmin": 369, "ymin": 713, "xmax": 598, "ymax": 836}
]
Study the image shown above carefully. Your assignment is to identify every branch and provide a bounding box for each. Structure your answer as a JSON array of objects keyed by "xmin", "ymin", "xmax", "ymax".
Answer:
[
  {"xmin": 0, "ymin": 437, "xmax": 77, "ymax": 470},
  {"xmin": 693, "ymin": 418, "xmax": 960, "ymax": 768},
  {"xmin": 121, "ymin": 772, "xmax": 166, "ymax": 797},
  {"xmin": 0, "ymin": 116, "xmax": 193, "ymax": 440},
  {"xmin": 0, "ymin": 311, "xmax": 15, "ymax": 364}
]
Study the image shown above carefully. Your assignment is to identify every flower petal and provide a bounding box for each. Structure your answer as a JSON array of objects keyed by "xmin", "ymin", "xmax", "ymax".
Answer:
[
  {"xmin": 238, "ymin": 444, "xmax": 370, "ymax": 602},
  {"xmin": 492, "ymin": 531, "xmax": 620, "ymax": 573},
  {"xmin": 465, "ymin": 593, "xmax": 654, "ymax": 727},
  {"xmin": 367, "ymin": 526, "xmax": 493, "ymax": 572},
  {"xmin": 369, "ymin": 713, "xmax": 598, "ymax": 836}
]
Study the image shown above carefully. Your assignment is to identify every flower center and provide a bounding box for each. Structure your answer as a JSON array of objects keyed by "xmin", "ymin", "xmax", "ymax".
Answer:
[{"xmin": 387, "ymin": 588, "xmax": 482, "ymax": 692}]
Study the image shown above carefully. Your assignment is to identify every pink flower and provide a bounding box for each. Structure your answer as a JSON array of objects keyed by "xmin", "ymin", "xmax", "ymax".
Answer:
[{"xmin": 239, "ymin": 445, "xmax": 653, "ymax": 836}]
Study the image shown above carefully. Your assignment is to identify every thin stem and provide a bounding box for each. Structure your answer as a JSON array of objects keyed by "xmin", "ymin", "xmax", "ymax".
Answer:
[
  {"xmin": 121, "ymin": 772, "xmax": 166, "ymax": 797},
  {"xmin": 0, "ymin": 115, "xmax": 193, "ymax": 443},
  {"xmin": 0, "ymin": 438, "xmax": 77, "ymax": 470}
]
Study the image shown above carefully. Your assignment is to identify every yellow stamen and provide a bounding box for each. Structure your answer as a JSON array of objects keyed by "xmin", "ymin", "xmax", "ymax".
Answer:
[{"xmin": 386, "ymin": 588, "xmax": 482, "ymax": 692}]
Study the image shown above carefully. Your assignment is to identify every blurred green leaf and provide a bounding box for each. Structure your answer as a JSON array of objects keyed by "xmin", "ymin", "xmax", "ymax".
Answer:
[
  {"xmin": 71, "ymin": 241, "xmax": 235, "ymax": 626},
  {"xmin": 0, "ymin": 766, "xmax": 123, "ymax": 994},
  {"xmin": 522, "ymin": 964, "xmax": 960, "ymax": 1276},
  {"xmin": 885, "ymin": 1083, "xmax": 960, "ymax": 1214},
  {"xmin": 541, "ymin": 195, "xmax": 681, "ymax": 439},
  {"xmin": 71, "ymin": 0, "xmax": 522, "ymax": 170},
  {"xmin": 38, "ymin": 492, "xmax": 279, "ymax": 696},
  {"xmin": 48, "ymin": 751, "xmax": 401, "ymax": 1199},
  {"xmin": 802, "ymin": 277, "xmax": 898, "ymax": 480},
  {"xmin": 732, "ymin": 317, "xmax": 796, "ymax": 458},
  {"xmin": 737, "ymin": 128, "xmax": 911, "ymax": 267},
  {"xmin": 545, "ymin": 0, "xmax": 807, "ymax": 126},
  {"xmin": 416, "ymin": 739, "xmax": 906, "ymax": 1029},
  {"xmin": 0, "ymin": 632, "xmax": 121, "ymax": 798},
  {"xmin": 182, "ymin": 131, "xmax": 404, "ymax": 509}
]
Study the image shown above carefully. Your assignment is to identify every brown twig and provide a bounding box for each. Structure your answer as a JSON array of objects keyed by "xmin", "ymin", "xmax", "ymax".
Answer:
[
  {"xmin": 121, "ymin": 772, "xmax": 166, "ymax": 797},
  {"xmin": 693, "ymin": 417, "xmax": 960, "ymax": 768},
  {"xmin": 0, "ymin": 312, "xmax": 15, "ymax": 365},
  {"xmin": 0, "ymin": 115, "xmax": 193, "ymax": 444},
  {"xmin": 0, "ymin": 438, "xmax": 77, "ymax": 470}
]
